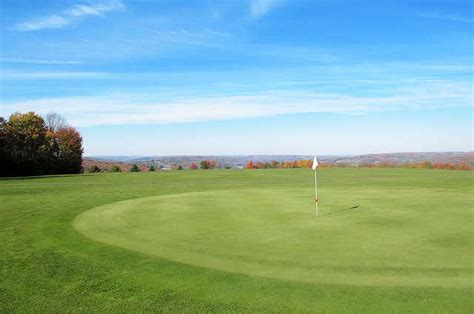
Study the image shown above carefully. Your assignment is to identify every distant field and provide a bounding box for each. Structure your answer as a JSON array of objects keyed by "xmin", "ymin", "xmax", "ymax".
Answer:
[{"xmin": 1, "ymin": 169, "xmax": 473, "ymax": 312}]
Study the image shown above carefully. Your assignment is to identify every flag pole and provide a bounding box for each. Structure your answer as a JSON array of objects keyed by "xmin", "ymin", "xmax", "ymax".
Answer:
[
  {"xmin": 312, "ymin": 156, "xmax": 320, "ymax": 218},
  {"xmin": 314, "ymin": 167, "xmax": 319, "ymax": 218}
]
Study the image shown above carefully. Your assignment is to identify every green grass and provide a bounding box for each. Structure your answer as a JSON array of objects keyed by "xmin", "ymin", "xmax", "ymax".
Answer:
[{"xmin": 1, "ymin": 168, "xmax": 473, "ymax": 312}]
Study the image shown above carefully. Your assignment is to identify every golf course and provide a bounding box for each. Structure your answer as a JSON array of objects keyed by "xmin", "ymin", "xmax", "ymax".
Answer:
[{"xmin": 1, "ymin": 168, "xmax": 473, "ymax": 312}]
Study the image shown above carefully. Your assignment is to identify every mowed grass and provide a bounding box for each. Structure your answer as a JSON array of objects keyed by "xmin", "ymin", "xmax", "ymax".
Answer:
[{"xmin": 1, "ymin": 169, "xmax": 473, "ymax": 312}]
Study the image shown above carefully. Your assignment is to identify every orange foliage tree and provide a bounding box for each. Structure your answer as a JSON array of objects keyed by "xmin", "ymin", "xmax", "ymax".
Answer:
[{"xmin": 245, "ymin": 161, "xmax": 254, "ymax": 169}]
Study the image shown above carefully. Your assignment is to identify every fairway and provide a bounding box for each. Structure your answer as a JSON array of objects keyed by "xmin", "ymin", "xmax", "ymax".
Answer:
[{"xmin": 1, "ymin": 169, "xmax": 473, "ymax": 312}]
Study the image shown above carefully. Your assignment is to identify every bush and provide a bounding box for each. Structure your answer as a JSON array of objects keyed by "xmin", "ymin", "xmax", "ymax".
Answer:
[
  {"xmin": 110, "ymin": 165, "xmax": 121, "ymax": 172},
  {"xmin": 130, "ymin": 164, "xmax": 140, "ymax": 172},
  {"xmin": 88, "ymin": 165, "xmax": 101, "ymax": 173},
  {"xmin": 200, "ymin": 160, "xmax": 216, "ymax": 169}
]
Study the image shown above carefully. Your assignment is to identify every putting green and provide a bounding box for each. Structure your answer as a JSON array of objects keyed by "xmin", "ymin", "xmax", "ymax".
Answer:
[{"xmin": 74, "ymin": 188, "xmax": 472, "ymax": 288}]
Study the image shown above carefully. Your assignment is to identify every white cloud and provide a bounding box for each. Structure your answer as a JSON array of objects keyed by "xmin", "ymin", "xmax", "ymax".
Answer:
[
  {"xmin": 0, "ymin": 58, "xmax": 82, "ymax": 65},
  {"xmin": 250, "ymin": 0, "xmax": 284, "ymax": 18},
  {"xmin": 14, "ymin": 0, "xmax": 125, "ymax": 31},
  {"xmin": 16, "ymin": 15, "xmax": 69, "ymax": 31},
  {"xmin": 68, "ymin": 2, "xmax": 122, "ymax": 17},
  {"xmin": 1, "ymin": 80, "xmax": 471, "ymax": 127},
  {"xmin": 1, "ymin": 71, "xmax": 107, "ymax": 79}
]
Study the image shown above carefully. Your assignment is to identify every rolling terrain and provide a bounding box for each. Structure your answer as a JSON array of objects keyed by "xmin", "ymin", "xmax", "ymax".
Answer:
[{"xmin": 85, "ymin": 152, "xmax": 474, "ymax": 169}]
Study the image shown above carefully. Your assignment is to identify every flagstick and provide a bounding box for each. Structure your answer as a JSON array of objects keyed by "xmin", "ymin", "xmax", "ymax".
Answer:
[
  {"xmin": 311, "ymin": 156, "xmax": 320, "ymax": 219},
  {"xmin": 314, "ymin": 168, "xmax": 319, "ymax": 218}
]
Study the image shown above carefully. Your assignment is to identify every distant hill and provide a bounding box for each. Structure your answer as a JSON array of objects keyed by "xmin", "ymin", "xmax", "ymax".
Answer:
[
  {"xmin": 88, "ymin": 156, "xmax": 147, "ymax": 162},
  {"xmin": 84, "ymin": 152, "xmax": 473, "ymax": 169},
  {"xmin": 330, "ymin": 152, "xmax": 474, "ymax": 166}
]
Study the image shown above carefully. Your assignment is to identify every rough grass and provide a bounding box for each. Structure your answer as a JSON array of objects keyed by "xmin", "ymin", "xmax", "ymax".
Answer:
[{"xmin": 1, "ymin": 168, "xmax": 473, "ymax": 312}]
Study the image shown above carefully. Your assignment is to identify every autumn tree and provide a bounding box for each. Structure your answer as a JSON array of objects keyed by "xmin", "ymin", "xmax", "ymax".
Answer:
[
  {"xmin": 53, "ymin": 127, "xmax": 83, "ymax": 174},
  {"xmin": 302, "ymin": 159, "xmax": 313, "ymax": 168},
  {"xmin": 189, "ymin": 162, "xmax": 198, "ymax": 170},
  {"xmin": 200, "ymin": 160, "xmax": 217, "ymax": 169},
  {"xmin": 0, "ymin": 112, "xmax": 84, "ymax": 177},
  {"xmin": 245, "ymin": 161, "xmax": 254, "ymax": 169}
]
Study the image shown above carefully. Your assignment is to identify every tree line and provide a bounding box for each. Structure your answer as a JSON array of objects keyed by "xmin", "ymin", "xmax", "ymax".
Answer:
[
  {"xmin": 244, "ymin": 159, "xmax": 472, "ymax": 170},
  {"xmin": 83, "ymin": 162, "xmax": 154, "ymax": 173},
  {"xmin": 83, "ymin": 159, "xmax": 219, "ymax": 173},
  {"xmin": 245, "ymin": 160, "xmax": 313, "ymax": 169},
  {"xmin": 0, "ymin": 112, "xmax": 83, "ymax": 177},
  {"xmin": 85, "ymin": 158, "xmax": 472, "ymax": 173}
]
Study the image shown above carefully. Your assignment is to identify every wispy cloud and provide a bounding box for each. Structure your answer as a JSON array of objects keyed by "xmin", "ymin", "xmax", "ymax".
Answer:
[
  {"xmin": 1, "ymin": 71, "xmax": 107, "ymax": 80},
  {"xmin": 14, "ymin": 0, "xmax": 125, "ymax": 31},
  {"xmin": 0, "ymin": 58, "xmax": 82, "ymax": 65},
  {"xmin": 151, "ymin": 29, "xmax": 232, "ymax": 48},
  {"xmin": 2, "ymin": 79, "xmax": 471, "ymax": 127},
  {"xmin": 250, "ymin": 0, "xmax": 284, "ymax": 18},
  {"xmin": 420, "ymin": 12, "xmax": 474, "ymax": 23}
]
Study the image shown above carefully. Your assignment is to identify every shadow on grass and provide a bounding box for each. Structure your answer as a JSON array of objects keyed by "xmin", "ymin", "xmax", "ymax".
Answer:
[
  {"xmin": 322, "ymin": 205, "xmax": 360, "ymax": 216},
  {"xmin": 0, "ymin": 173, "xmax": 94, "ymax": 181}
]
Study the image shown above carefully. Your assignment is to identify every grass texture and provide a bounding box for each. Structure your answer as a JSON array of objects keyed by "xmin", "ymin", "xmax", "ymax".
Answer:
[{"xmin": 1, "ymin": 168, "xmax": 473, "ymax": 312}]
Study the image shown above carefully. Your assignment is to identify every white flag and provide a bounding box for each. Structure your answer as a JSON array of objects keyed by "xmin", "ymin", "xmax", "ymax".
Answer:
[{"xmin": 312, "ymin": 156, "xmax": 319, "ymax": 170}]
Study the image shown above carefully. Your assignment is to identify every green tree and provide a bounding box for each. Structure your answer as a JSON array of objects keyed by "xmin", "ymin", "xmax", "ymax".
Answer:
[
  {"xmin": 130, "ymin": 164, "xmax": 140, "ymax": 172},
  {"xmin": 2, "ymin": 112, "xmax": 49, "ymax": 176},
  {"xmin": 88, "ymin": 165, "xmax": 101, "ymax": 173},
  {"xmin": 110, "ymin": 165, "xmax": 121, "ymax": 172},
  {"xmin": 148, "ymin": 165, "xmax": 156, "ymax": 172},
  {"xmin": 0, "ymin": 117, "xmax": 8, "ymax": 176}
]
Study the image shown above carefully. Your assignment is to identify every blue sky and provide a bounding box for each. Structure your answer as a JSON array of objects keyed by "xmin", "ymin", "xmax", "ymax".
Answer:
[{"xmin": 0, "ymin": 0, "xmax": 472, "ymax": 155}]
